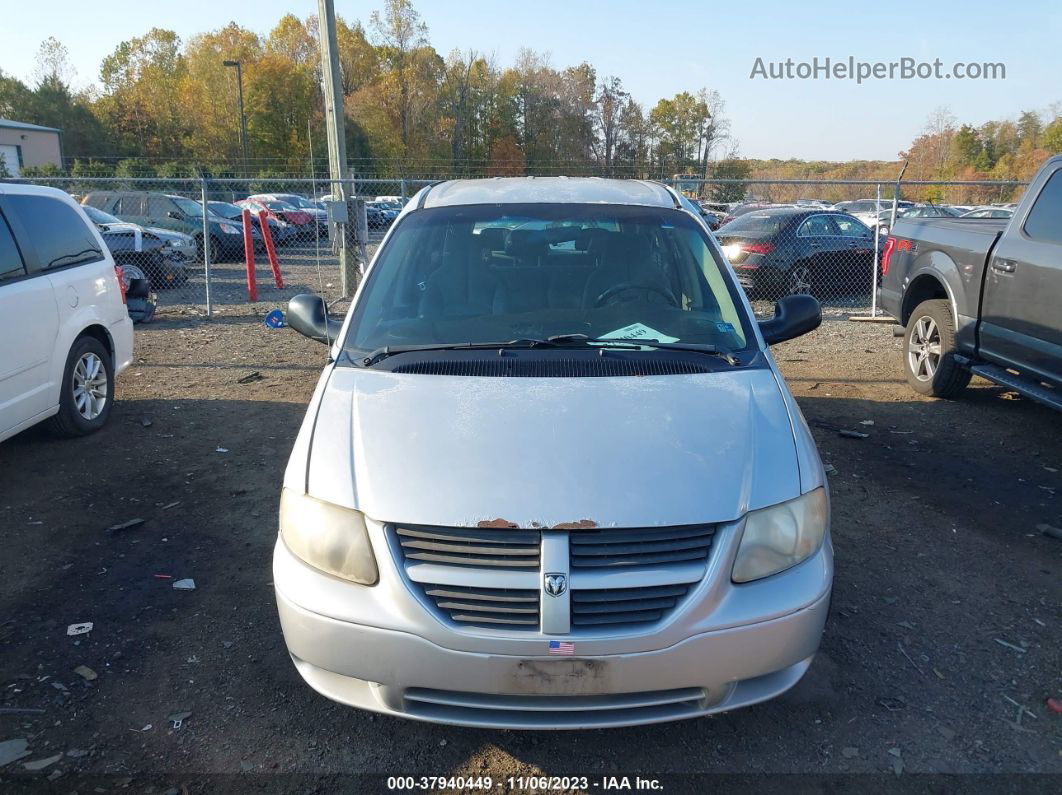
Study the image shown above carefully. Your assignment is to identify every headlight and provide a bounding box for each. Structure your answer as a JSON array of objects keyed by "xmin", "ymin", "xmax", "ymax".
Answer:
[
  {"xmin": 279, "ymin": 489, "xmax": 378, "ymax": 585},
  {"xmin": 220, "ymin": 224, "xmax": 240, "ymax": 235},
  {"xmin": 732, "ymin": 487, "xmax": 827, "ymax": 583}
]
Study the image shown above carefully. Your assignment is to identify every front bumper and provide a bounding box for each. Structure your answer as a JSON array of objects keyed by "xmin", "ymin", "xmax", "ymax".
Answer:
[{"xmin": 273, "ymin": 517, "xmax": 832, "ymax": 728}]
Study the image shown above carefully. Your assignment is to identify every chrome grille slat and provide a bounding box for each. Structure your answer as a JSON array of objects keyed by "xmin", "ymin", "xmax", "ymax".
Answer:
[
  {"xmin": 572, "ymin": 609, "xmax": 667, "ymax": 625},
  {"xmin": 571, "ymin": 584, "xmax": 689, "ymax": 602},
  {"xmin": 416, "ymin": 582, "xmax": 540, "ymax": 628},
  {"xmin": 396, "ymin": 524, "xmax": 541, "ymax": 569},
  {"xmin": 450, "ymin": 612, "xmax": 539, "ymax": 626},
  {"xmin": 572, "ymin": 596, "xmax": 678, "ymax": 614},
  {"xmin": 571, "ymin": 549, "xmax": 710, "ymax": 567},
  {"xmin": 436, "ymin": 600, "xmax": 538, "ymax": 614},
  {"xmin": 424, "ymin": 586, "xmax": 537, "ymax": 603},
  {"xmin": 402, "ymin": 539, "xmax": 540, "ymax": 557},
  {"xmin": 570, "ymin": 525, "xmax": 714, "ymax": 543},
  {"xmin": 572, "ymin": 537, "xmax": 712, "ymax": 555},
  {"xmin": 570, "ymin": 525, "xmax": 715, "ymax": 570},
  {"xmin": 398, "ymin": 526, "xmax": 540, "ymax": 545}
]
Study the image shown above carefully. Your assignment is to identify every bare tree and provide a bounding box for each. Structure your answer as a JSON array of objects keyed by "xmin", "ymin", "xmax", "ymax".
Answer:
[
  {"xmin": 594, "ymin": 76, "xmax": 628, "ymax": 174},
  {"xmin": 33, "ymin": 37, "xmax": 77, "ymax": 88}
]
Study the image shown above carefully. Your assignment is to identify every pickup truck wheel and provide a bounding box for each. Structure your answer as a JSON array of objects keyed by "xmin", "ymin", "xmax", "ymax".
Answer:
[
  {"xmin": 903, "ymin": 299, "xmax": 971, "ymax": 398},
  {"xmin": 48, "ymin": 336, "xmax": 115, "ymax": 437}
]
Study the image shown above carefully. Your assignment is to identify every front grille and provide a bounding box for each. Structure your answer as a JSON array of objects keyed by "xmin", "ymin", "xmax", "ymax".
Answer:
[
  {"xmin": 393, "ymin": 522, "xmax": 714, "ymax": 633},
  {"xmin": 570, "ymin": 525, "xmax": 715, "ymax": 568},
  {"xmin": 395, "ymin": 524, "xmax": 541, "ymax": 568},
  {"xmin": 420, "ymin": 584, "xmax": 540, "ymax": 628},
  {"xmin": 571, "ymin": 583, "xmax": 691, "ymax": 627}
]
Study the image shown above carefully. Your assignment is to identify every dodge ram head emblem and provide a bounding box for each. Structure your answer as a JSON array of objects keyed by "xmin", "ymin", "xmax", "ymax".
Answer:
[{"xmin": 543, "ymin": 572, "xmax": 567, "ymax": 597}]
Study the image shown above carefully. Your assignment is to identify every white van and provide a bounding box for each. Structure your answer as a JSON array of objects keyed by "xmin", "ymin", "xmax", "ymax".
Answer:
[{"xmin": 0, "ymin": 184, "xmax": 133, "ymax": 442}]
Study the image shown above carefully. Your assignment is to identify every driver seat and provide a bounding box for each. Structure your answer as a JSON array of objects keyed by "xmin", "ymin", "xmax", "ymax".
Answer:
[{"xmin": 582, "ymin": 233, "xmax": 673, "ymax": 309}]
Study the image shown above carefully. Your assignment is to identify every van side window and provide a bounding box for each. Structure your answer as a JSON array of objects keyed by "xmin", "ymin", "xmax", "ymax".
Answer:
[
  {"xmin": 115, "ymin": 195, "xmax": 144, "ymax": 215},
  {"xmin": 7, "ymin": 195, "xmax": 104, "ymax": 272},
  {"xmin": 0, "ymin": 212, "xmax": 26, "ymax": 282},
  {"xmin": 147, "ymin": 196, "xmax": 172, "ymax": 217},
  {"xmin": 1023, "ymin": 170, "xmax": 1062, "ymax": 245}
]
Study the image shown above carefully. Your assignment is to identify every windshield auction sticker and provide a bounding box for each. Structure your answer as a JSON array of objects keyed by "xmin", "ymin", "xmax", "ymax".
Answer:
[{"xmin": 599, "ymin": 323, "xmax": 679, "ymax": 343}]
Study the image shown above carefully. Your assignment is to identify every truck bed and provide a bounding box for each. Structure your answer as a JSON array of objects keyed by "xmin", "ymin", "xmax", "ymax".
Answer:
[{"xmin": 890, "ymin": 217, "xmax": 1006, "ymax": 263}]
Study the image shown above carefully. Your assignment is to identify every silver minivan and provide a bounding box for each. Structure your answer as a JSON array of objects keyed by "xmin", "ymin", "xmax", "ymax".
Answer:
[{"xmin": 275, "ymin": 178, "xmax": 832, "ymax": 729}]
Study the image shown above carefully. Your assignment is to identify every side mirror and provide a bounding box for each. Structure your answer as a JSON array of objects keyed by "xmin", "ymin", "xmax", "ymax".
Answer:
[
  {"xmin": 167, "ymin": 210, "xmax": 183, "ymax": 220},
  {"xmin": 287, "ymin": 294, "xmax": 344, "ymax": 346},
  {"xmin": 759, "ymin": 294, "xmax": 821, "ymax": 345}
]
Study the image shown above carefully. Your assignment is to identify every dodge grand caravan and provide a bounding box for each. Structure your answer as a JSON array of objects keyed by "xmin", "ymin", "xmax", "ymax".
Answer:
[
  {"xmin": 275, "ymin": 178, "xmax": 832, "ymax": 728},
  {"xmin": 0, "ymin": 184, "xmax": 133, "ymax": 442}
]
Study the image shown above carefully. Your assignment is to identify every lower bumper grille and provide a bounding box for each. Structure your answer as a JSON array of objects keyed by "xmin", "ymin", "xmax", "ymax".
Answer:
[{"xmin": 403, "ymin": 687, "xmax": 706, "ymax": 728}]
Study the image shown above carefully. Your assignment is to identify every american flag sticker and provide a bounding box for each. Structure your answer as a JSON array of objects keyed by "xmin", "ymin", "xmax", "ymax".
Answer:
[{"xmin": 548, "ymin": 640, "xmax": 575, "ymax": 656}]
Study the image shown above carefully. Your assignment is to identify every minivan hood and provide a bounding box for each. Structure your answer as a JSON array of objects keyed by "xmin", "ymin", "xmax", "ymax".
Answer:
[{"xmin": 306, "ymin": 367, "xmax": 801, "ymax": 528}]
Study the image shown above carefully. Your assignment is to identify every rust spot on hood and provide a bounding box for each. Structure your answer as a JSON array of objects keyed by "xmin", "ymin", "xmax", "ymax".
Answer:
[
  {"xmin": 551, "ymin": 519, "xmax": 598, "ymax": 530},
  {"xmin": 477, "ymin": 518, "xmax": 519, "ymax": 529}
]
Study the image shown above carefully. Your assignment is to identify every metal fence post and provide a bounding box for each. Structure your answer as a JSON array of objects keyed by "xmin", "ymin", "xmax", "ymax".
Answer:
[
  {"xmin": 400, "ymin": 178, "xmax": 407, "ymax": 203},
  {"xmin": 200, "ymin": 177, "xmax": 212, "ymax": 317},
  {"xmin": 871, "ymin": 183, "xmax": 881, "ymax": 318}
]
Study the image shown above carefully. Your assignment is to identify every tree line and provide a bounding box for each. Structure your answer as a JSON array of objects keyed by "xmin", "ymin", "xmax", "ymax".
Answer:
[
  {"xmin": 0, "ymin": 0, "xmax": 732, "ymax": 183},
  {"xmin": 0, "ymin": 0, "xmax": 1059, "ymax": 206}
]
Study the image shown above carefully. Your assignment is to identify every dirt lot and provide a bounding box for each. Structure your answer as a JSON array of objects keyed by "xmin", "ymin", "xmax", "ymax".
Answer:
[{"xmin": 0, "ymin": 311, "xmax": 1059, "ymax": 792}]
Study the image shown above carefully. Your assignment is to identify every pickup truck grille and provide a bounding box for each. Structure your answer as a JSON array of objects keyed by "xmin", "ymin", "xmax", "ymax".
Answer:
[{"xmin": 393, "ymin": 523, "xmax": 713, "ymax": 633}]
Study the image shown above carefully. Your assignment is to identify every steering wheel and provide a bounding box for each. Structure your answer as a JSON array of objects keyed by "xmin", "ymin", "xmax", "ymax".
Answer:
[{"xmin": 594, "ymin": 282, "xmax": 680, "ymax": 308}]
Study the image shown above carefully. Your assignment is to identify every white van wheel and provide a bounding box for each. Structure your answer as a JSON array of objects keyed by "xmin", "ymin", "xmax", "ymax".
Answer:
[{"xmin": 49, "ymin": 336, "xmax": 114, "ymax": 437}]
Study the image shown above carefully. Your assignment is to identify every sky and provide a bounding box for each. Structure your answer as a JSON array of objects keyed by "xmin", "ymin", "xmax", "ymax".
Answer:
[{"xmin": 3, "ymin": 0, "xmax": 1060, "ymax": 162}]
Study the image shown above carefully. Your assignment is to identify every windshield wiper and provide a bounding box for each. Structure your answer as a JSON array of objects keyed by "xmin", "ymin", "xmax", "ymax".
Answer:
[
  {"xmin": 544, "ymin": 334, "xmax": 742, "ymax": 365},
  {"xmin": 358, "ymin": 338, "xmax": 617, "ymax": 366},
  {"xmin": 360, "ymin": 335, "xmax": 740, "ymax": 367}
]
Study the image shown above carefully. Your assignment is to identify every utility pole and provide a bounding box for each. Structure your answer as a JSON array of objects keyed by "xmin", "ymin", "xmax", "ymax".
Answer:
[
  {"xmin": 223, "ymin": 60, "xmax": 249, "ymax": 174},
  {"xmin": 317, "ymin": 0, "xmax": 355, "ymax": 295}
]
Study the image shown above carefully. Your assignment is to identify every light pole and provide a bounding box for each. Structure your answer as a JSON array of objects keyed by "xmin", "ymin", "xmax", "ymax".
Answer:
[{"xmin": 223, "ymin": 60, "xmax": 249, "ymax": 173}]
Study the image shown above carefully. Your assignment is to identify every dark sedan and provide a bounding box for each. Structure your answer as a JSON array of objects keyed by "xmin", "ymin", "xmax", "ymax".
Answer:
[{"xmin": 717, "ymin": 208, "xmax": 880, "ymax": 300}]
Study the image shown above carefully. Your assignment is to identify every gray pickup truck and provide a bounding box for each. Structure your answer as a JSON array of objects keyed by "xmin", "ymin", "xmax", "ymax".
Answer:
[{"xmin": 879, "ymin": 155, "xmax": 1062, "ymax": 410}]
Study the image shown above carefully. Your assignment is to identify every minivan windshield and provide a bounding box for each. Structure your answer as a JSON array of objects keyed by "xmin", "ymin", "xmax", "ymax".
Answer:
[{"xmin": 344, "ymin": 203, "xmax": 751, "ymax": 358}]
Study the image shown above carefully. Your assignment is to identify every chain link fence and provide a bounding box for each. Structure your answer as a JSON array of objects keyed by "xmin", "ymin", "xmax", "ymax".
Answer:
[{"xmin": 3, "ymin": 175, "xmax": 1027, "ymax": 324}]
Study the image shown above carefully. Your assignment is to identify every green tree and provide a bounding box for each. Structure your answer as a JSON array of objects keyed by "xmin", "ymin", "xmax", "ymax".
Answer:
[
  {"xmin": 1042, "ymin": 118, "xmax": 1062, "ymax": 153},
  {"xmin": 98, "ymin": 29, "xmax": 186, "ymax": 157},
  {"xmin": 1016, "ymin": 110, "xmax": 1042, "ymax": 146},
  {"xmin": 952, "ymin": 124, "xmax": 982, "ymax": 166},
  {"xmin": 708, "ymin": 158, "xmax": 751, "ymax": 204}
]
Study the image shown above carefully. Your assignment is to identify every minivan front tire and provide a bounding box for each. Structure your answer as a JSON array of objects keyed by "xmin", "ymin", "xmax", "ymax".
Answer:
[{"xmin": 49, "ymin": 336, "xmax": 115, "ymax": 437}]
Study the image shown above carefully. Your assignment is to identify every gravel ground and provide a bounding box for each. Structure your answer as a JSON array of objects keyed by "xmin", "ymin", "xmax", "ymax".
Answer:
[{"xmin": 0, "ymin": 312, "xmax": 1059, "ymax": 792}]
